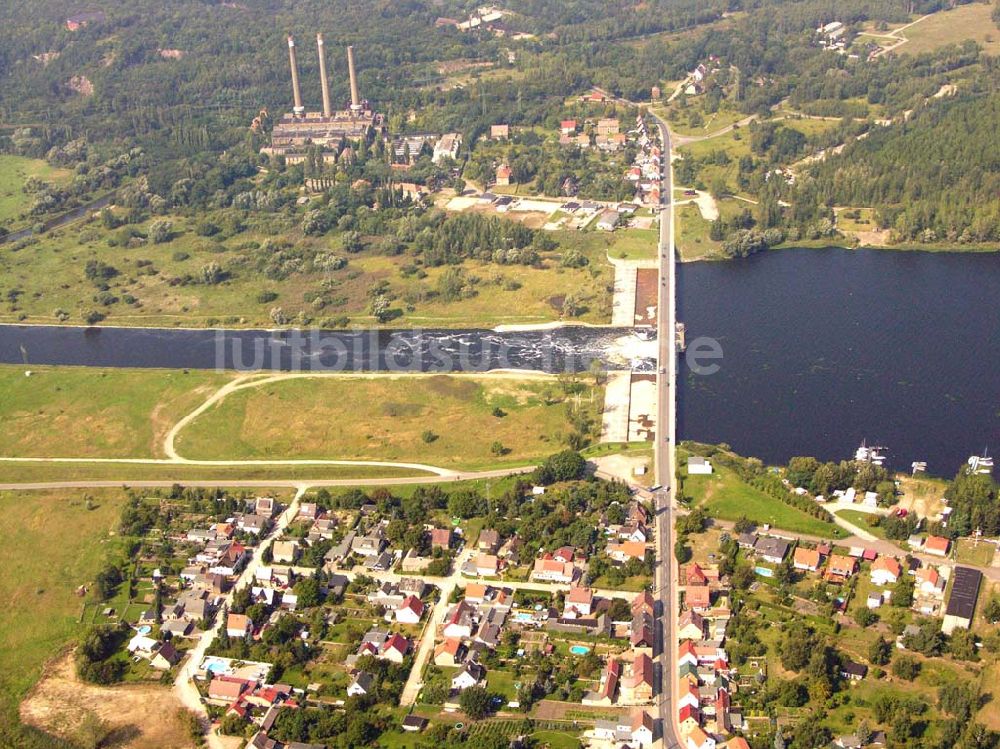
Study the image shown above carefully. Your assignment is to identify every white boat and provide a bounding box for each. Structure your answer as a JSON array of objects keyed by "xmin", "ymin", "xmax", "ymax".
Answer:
[
  {"xmin": 968, "ymin": 449, "xmax": 994, "ymax": 475},
  {"xmin": 911, "ymin": 461, "xmax": 927, "ymax": 474},
  {"xmin": 855, "ymin": 440, "xmax": 887, "ymax": 466}
]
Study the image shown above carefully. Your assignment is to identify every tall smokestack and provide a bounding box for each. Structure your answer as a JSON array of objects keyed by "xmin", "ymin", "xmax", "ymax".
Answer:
[
  {"xmin": 316, "ymin": 34, "xmax": 332, "ymax": 118},
  {"xmin": 287, "ymin": 35, "xmax": 304, "ymax": 116},
  {"xmin": 347, "ymin": 45, "xmax": 361, "ymax": 112}
]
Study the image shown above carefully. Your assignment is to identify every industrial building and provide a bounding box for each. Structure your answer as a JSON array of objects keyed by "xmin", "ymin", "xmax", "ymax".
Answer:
[
  {"xmin": 942, "ymin": 566, "xmax": 982, "ymax": 634},
  {"xmin": 260, "ymin": 35, "xmax": 385, "ymax": 164}
]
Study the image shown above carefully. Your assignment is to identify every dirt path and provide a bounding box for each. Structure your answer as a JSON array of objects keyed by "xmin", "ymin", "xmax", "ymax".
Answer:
[{"xmin": 21, "ymin": 652, "xmax": 197, "ymax": 749}]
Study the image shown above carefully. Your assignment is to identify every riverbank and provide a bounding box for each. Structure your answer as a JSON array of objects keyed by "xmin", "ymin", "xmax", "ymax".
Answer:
[{"xmin": 676, "ymin": 239, "xmax": 1000, "ymax": 263}]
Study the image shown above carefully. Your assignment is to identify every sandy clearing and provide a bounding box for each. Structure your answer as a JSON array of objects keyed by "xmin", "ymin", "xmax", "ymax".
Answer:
[{"xmin": 21, "ymin": 651, "xmax": 196, "ymax": 749}]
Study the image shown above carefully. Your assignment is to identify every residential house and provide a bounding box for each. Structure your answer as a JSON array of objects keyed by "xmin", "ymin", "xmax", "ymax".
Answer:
[
  {"xmin": 478, "ymin": 529, "xmax": 500, "ymax": 553},
  {"xmin": 686, "ymin": 726, "xmax": 716, "ymax": 749},
  {"xmin": 583, "ymin": 659, "xmax": 620, "ymax": 706},
  {"xmin": 150, "ymin": 643, "xmax": 180, "ymax": 670},
  {"xmin": 630, "ymin": 710, "xmax": 656, "ymax": 747},
  {"xmin": 565, "ymin": 587, "xmax": 594, "ymax": 617},
  {"xmin": 208, "ymin": 676, "xmax": 251, "ymax": 704},
  {"xmin": 347, "ymin": 671, "xmax": 373, "ymax": 696},
  {"xmin": 915, "ymin": 566, "xmax": 945, "ymax": 596},
  {"xmin": 473, "ymin": 554, "xmax": 499, "ymax": 577},
  {"xmin": 827, "ymin": 554, "xmax": 857, "ymax": 581},
  {"xmin": 434, "ymin": 638, "xmax": 467, "ymax": 667},
  {"xmin": 396, "ymin": 595, "xmax": 425, "ymax": 624},
  {"xmin": 272, "ymin": 540, "xmax": 298, "ymax": 565},
  {"xmin": 608, "ymin": 541, "xmax": 647, "ymax": 563},
  {"xmin": 490, "ymin": 124, "xmax": 510, "ymax": 139},
  {"xmin": 685, "ymin": 563, "xmax": 708, "ymax": 586},
  {"xmin": 678, "ymin": 705, "xmax": 700, "ymax": 734},
  {"xmin": 632, "ymin": 589, "xmax": 655, "ymax": 617},
  {"xmin": 451, "ymin": 662, "xmax": 486, "ymax": 691},
  {"xmin": 678, "ymin": 641, "xmax": 699, "ymax": 669},
  {"xmin": 871, "ymin": 556, "xmax": 901, "ymax": 586},
  {"xmin": 161, "ymin": 619, "xmax": 193, "ymax": 638},
  {"xmin": 621, "ymin": 653, "xmax": 654, "ymax": 703},
  {"xmin": 443, "ymin": 601, "xmax": 476, "ymax": 639},
  {"xmin": 685, "ymin": 586, "xmax": 711, "ymax": 612},
  {"xmin": 596, "ymin": 209, "xmax": 619, "ymax": 232},
  {"xmin": 793, "ymin": 547, "xmax": 821, "ymax": 572},
  {"xmin": 840, "ymin": 660, "xmax": 868, "ymax": 681},
  {"xmin": 560, "ymin": 119, "xmax": 577, "ymax": 134},
  {"xmin": 925, "ymin": 535, "xmax": 951, "ymax": 557},
  {"xmin": 227, "ymin": 613, "xmax": 252, "ymax": 639},
  {"xmin": 678, "ymin": 611, "xmax": 706, "ymax": 640},
  {"xmin": 352, "ymin": 532, "xmax": 386, "ymax": 557},
  {"xmin": 255, "ymin": 497, "xmax": 275, "ymax": 516},
  {"xmin": 430, "ymin": 528, "xmax": 452, "ymax": 551},
  {"xmin": 495, "ymin": 164, "xmax": 512, "ymax": 186},
  {"xmin": 532, "ymin": 558, "xmax": 576, "ymax": 584},
  {"xmin": 380, "ymin": 633, "xmax": 411, "ymax": 663},
  {"xmin": 754, "ymin": 536, "xmax": 790, "ymax": 563}
]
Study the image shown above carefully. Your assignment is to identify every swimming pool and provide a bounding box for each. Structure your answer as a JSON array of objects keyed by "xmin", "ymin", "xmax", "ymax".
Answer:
[
  {"xmin": 570, "ymin": 645, "xmax": 591, "ymax": 655},
  {"xmin": 136, "ymin": 625, "xmax": 152, "ymax": 635}
]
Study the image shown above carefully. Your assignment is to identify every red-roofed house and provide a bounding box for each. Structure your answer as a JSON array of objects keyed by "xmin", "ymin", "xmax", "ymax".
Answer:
[
  {"xmin": 871, "ymin": 556, "xmax": 902, "ymax": 586},
  {"xmin": 925, "ymin": 535, "xmax": 951, "ymax": 557},
  {"xmin": 678, "ymin": 705, "xmax": 700, "ymax": 733},
  {"xmin": 381, "ymin": 633, "xmax": 411, "ymax": 663},
  {"xmin": 430, "ymin": 528, "xmax": 452, "ymax": 551},
  {"xmin": 566, "ymin": 586, "xmax": 594, "ymax": 617},
  {"xmin": 793, "ymin": 547, "xmax": 821, "ymax": 572},
  {"xmin": 396, "ymin": 595, "xmax": 425, "ymax": 624},
  {"xmin": 685, "ymin": 563, "xmax": 708, "ymax": 586},
  {"xmin": 685, "ymin": 586, "xmax": 711, "ymax": 612},
  {"xmin": 560, "ymin": 120, "xmax": 578, "ymax": 134}
]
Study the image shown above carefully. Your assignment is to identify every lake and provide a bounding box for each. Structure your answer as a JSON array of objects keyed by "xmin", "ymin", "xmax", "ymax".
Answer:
[
  {"xmin": 677, "ymin": 247, "xmax": 999, "ymax": 476},
  {"xmin": 0, "ymin": 248, "xmax": 996, "ymax": 476}
]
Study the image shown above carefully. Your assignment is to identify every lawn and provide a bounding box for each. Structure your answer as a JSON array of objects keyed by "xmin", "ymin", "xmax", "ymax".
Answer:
[
  {"xmin": 0, "ymin": 212, "xmax": 614, "ymax": 329},
  {"xmin": 835, "ymin": 509, "xmax": 887, "ymax": 538},
  {"xmin": 955, "ymin": 538, "xmax": 995, "ymax": 567},
  {"xmin": 900, "ymin": 3, "xmax": 1000, "ymax": 56},
  {"xmin": 0, "ymin": 488, "xmax": 126, "ymax": 737},
  {"xmin": 174, "ymin": 373, "xmax": 603, "ymax": 470},
  {"xmin": 0, "ymin": 155, "xmax": 74, "ymax": 228},
  {"xmin": 531, "ymin": 730, "xmax": 583, "ymax": 749},
  {"xmin": 607, "ymin": 227, "xmax": 659, "ymax": 261},
  {"xmin": 675, "ymin": 203, "xmax": 723, "ymax": 261},
  {"xmin": 685, "ymin": 463, "xmax": 846, "ymax": 538},
  {"xmin": 0, "ymin": 365, "xmax": 231, "ymax": 459}
]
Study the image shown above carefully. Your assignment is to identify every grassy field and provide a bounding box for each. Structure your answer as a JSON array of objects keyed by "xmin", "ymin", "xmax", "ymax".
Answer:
[
  {"xmin": 675, "ymin": 203, "xmax": 723, "ymax": 261},
  {"xmin": 955, "ymin": 537, "xmax": 995, "ymax": 567},
  {"xmin": 834, "ymin": 509, "xmax": 887, "ymax": 538},
  {"xmin": 685, "ymin": 463, "xmax": 846, "ymax": 538},
  {"xmin": 174, "ymin": 374, "xmax": 602, "ymax": 470},
  {"xmin": 900, "ymin": 3, "xmax": 1000, "ymax": 56},
  {"xmin": 0, "ymin": 460, "xmax": 433, "ymax": 484},
  {"xmin": 0, "ymin": 155, "xmax": 74, "ymax": 229},
  {"xmin": 0, "ymin": 212, "xmax": 614, "ymax": 328},
  {"xmin": 607, "ymin": 227, "xmax": 659, "ymax": 261},
  {"xmin": 0, "ymin": 489, "xmax": 126, "ymax": 732},
  {"xmin": 0, "ymin": 365, "xmax": 232, "ymax": 459}
]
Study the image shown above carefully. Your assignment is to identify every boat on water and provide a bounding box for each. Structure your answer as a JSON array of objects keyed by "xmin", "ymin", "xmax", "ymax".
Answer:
[
  {"xmin": 967, "ymin": 449, "xmax": 994, "ymax": 475},
  {"xmin": 911, "ymin": 461, "xmax": 927, "ymax": 474},
  {"xmin": 855, "ymin": 440, "xmax": 887, "ymax": 467}
]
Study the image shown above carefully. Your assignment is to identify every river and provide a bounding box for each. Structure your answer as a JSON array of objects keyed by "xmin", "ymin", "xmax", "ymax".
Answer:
[{"xmin": 0, "ymin": 248, "xmax": 996, "ymax": 475}]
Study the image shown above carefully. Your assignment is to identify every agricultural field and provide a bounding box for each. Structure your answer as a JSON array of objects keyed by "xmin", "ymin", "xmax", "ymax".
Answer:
[
  {"xmin": 0, "ymin": 155, "xmax": 74, "ymax": 229},
  {"xmin": 173, "ymin": 373, "xmax": 604, "ymax": 469},
  {"xmin": 684, "ymin": 462, "xmax": 847, "ymax": 538},
  {"xmin": 0, "ymin": 488, "xmax": 126, "ymax": 743},
  {"xmin": 899, "ymin": 3, "xmax": 1000, "ymax": 56}
]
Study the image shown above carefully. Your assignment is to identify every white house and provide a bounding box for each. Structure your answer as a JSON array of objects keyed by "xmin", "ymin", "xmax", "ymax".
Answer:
[
  {"xmin": 870, "ymin": 557, "xmax": 901, "ymax": 587},
  {"xmin": 395, "ymin": 595, "xmax": 425, "ymax": 624},
  {"xmin": 451, "ymin": 662, "xmax": 485, "ymax": 691},
  {"xmin": 347, "ymin": 672, "xmax": 373, "ymax": 696},
  {"xmin": 687, "ymin": 456, "xmax": 713, "ymax": 475}
]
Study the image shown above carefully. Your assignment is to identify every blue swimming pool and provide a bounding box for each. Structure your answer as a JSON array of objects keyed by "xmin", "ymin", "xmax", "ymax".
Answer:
[{"xmin": 570, "ymin": 645, "xmax": 591, "ymax": 655}]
